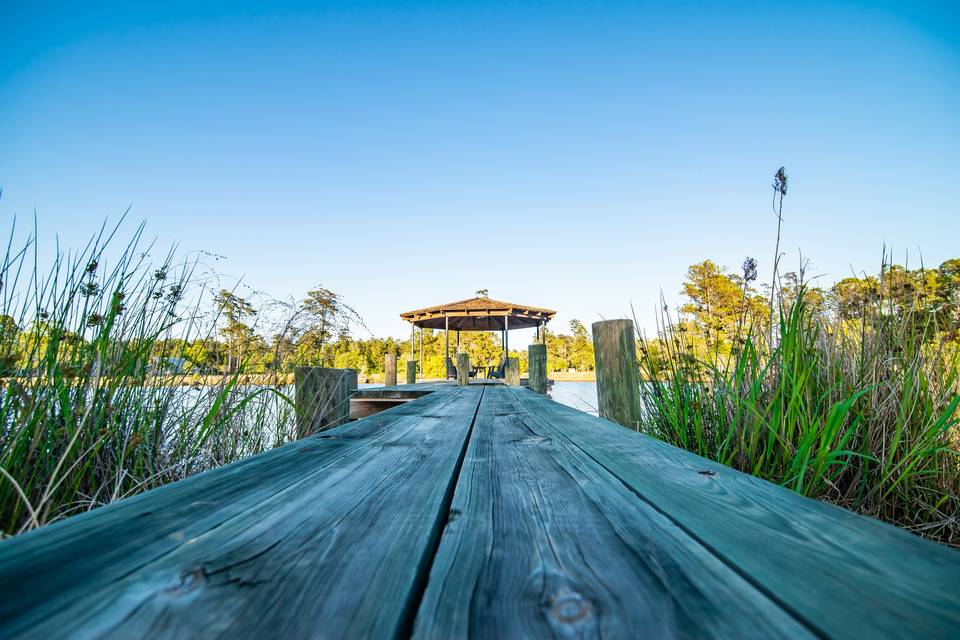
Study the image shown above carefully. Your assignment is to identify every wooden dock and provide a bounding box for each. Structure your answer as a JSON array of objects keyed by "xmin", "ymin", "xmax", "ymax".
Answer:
[{"xmin": 1, "ymin": 382, "xmax": 959, "ymax": 638}]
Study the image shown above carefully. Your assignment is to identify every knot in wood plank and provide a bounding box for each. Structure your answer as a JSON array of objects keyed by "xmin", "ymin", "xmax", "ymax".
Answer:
[
  {"xmin": 166, "ymin": 567, "xmax": 207, "ymax": 597},
  {"xmin": 547, "ymin": 588, "xmax": 596, "ymax": 635}
]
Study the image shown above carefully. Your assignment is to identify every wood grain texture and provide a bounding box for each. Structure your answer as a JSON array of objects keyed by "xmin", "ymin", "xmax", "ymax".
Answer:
[
  {"xmin": 384, "ymin": 353, "xmax": 398, "ymax": 387},
  {"xmin": 413, "ymin": 385, "xmax": 812, "ymax": 639},
  {"xmin": 505, "ymin": 357, "xmax": 520, "ymax": 386},
  {"xmin": 294, "ymin": 367, "xmax": 357, "ymax": 436},
  {"xmin": 0, "ymin": 387, "xmax": 481, "ymax": 639},
  {"xmin": 591, "ymin": 320, "xmax": 641, "ymax": 428},
  {"xmin": 528, "ymin": 344, "xmax": 547, "ymax": 394},
  {"xmin": 2, "ymin": 382, "xmax": 957, "ymax": 640},
  {"xmin": 505, "ymin": 386, "xmax": 960, "ymax": 639},
  {"xmin": 457, "ymin": 353, "xmax": 470, "ymax": 386}
]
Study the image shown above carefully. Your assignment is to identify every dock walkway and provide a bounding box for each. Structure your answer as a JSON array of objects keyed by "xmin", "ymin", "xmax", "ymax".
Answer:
[{"xmin": 1, "ymin": 382, "xmax": 958, "ymax": 638}]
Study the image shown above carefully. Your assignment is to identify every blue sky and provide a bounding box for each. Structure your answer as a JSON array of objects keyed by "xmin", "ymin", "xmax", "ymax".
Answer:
[{"xmin": 2, "ymin": 1, "xmax": 958, "ymax": 341}]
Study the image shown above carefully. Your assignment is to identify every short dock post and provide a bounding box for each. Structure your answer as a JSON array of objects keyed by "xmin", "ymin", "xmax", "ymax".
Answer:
[
  {"xmin": 405, "ymin": 359, "xmax": 417, "ymax": 384},
  {"xmin": 457, "ymin": 352, "xmax": 470, "ymax": 386},
  {"xmin": 384, "ymin": 352, "xmax": 397, "ymax": 387},
  {"xmin": 592, "ymin": 319, "xmax": 641, "ymax": 429},
  {"xmin": 295, "ymin": 367, "xmax": 358, "ymax": 437},
  {"xmin": 528, "ymin": 343, "xmax": 548, "ymax": 394},
  {"xmin": 505, "ymin": 357, "xmax": 520, "ymax": 385}
]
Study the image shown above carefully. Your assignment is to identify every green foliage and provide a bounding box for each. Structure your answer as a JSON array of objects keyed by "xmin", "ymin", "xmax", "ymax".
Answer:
[
  {"xmin": 213, "ymin": 289, "xmax": 256, "ymax": 373},
  {"xmin": 568, "ymin": 320, "xmax": 593, "ymax": 371},
  {"xmin": 638, "ymin": 262, "xmax": 960, "ymax": 546},
  {"xmin": 0, "ymin": 217, "xmax": 597, "ymax": 538},
  {"xmin": 545, "ymin": 324, "xmax": 595, "ymax": 372},
  {"xmin": 0, "ymin": 223, "xmax": 296, "ymax": 538}
]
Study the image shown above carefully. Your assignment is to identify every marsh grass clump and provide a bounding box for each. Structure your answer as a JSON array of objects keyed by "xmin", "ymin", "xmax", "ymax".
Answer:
[
  {"xmin": 637, "ymin": 265, "xmax": 960, "ymax": 545},
  {"xmin": 0, "ymin": 220, "xmax": 296, "ymax": 537}
]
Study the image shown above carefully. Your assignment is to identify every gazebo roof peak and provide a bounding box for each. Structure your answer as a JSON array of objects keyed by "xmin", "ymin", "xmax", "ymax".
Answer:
[{"xmin": 400, "ymin": 296, "xmax": 556, "ymax": 331}]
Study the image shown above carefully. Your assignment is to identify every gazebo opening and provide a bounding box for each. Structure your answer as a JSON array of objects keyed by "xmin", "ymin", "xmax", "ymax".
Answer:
[{"xmin": 400, "ymin": 296, "xmax": 556, "ymax": 379}]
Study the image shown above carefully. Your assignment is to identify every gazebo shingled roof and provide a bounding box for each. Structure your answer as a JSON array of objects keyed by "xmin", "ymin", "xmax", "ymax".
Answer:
[{"xmin": 400, "ymin": 297, "xmax": 555, "ymax": 331}]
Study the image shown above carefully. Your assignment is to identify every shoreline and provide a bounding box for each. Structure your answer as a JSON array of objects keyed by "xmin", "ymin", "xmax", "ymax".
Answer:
[{"xmin": 1, "ymin": 370, "xmax": 598, "ymax": 387}]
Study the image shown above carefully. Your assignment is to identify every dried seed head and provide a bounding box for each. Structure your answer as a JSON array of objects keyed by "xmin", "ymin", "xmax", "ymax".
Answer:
[
  {"xmin": 773, "ymin": 166, "xmax": 788, "ymax": 196},
  {"xmin": 80, "ymin": 282, "xmax": 100, "ymax": 297}
]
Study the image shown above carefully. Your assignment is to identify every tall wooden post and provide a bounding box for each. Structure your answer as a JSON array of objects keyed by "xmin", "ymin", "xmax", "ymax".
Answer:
[
  {"xmin": 384, "ymin": 352, "xmax": 397, "ymax": 387},
  {"xmin": 295, "ymin": 367, "xmax": 358, "ymax": 438},
  {"xmin": 505, "ymin": 357, "xmax": 520, "ymax": 386},
  {"xmin": 457, "ymin": 352, "xmax": 470, "ymax": 386},
  {"xmin": 419, "ymin": 328, "xmax": 423, "ymax": 382},
  {"xmin": 405, "ymin": 360, "xmax": 417, "ymax": 384},
  {"xmin": 528, "ymin": 343, "xmax": 547, "ymax": 394},
  {"xmin": 445, "ymin": 316, "xmax": 450, "ymax": 379},
  {"xmin": 592, "ymin": 320, "xmax": 641, "ymax": 429}
]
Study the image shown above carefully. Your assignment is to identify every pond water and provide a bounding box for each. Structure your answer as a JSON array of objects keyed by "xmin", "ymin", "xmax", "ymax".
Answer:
[{"xmin": 548, "ymin": 381, "xmax": 599, "ymax": 415}]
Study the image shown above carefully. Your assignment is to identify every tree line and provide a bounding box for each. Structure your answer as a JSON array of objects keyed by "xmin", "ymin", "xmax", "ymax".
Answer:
[
  {"xmin": 0, "ymin": 281, "xmax": 598, "ymax": 379},
  {"xmin": 641, "ymin": 257, "xmax": 960, "ymax": 372},
  {"xmin": 3, "ymin": 255, "xmax": 956, "ymax": 381}
]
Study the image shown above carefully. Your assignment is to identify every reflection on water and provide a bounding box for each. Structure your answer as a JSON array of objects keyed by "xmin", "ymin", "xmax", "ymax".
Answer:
[{"xmin": 549, "ymin": 382, "xmax": 599, "ymax": 415}]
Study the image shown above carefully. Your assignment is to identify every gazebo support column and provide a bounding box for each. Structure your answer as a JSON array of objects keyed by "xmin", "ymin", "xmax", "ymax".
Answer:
[
  {"xmin": 504, "ymin": 316, "xmax": 509, "ymax": 364},
  {"xmin": 419, "ymin": 328, "xmax": 423, "ymax": 382},
  {"xmin": 445, "ymin": 316, "xmax": 450, "ymax": 379}
]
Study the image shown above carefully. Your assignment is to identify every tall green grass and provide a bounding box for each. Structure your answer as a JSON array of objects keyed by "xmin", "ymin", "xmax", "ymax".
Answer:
[
  {"xmin": 0, "ymin": 221, "xmax": 297, "ymax": 537},
  {"xmin": 637, "ymin": 283, "xmax": 960, "ymax": 545}
]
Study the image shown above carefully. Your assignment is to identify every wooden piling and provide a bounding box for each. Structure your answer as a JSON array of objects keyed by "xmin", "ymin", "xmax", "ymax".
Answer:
[
  {"xmin": 528, "ymin": 343, "xmax": 548, "ymax": 394},
  {"xmin": 592, "ymin": 319, "xmax": 641, "ymax": 428},
  {"xmin": 505, "ymin": 357, "xmax": 520, "ymax": 386},
  {"xmin": 406, "ymin": 360, "xmax": 417, "ymax": 385},
  {"xmin": 294, "ymin": 367, "xmax": 358, "ymax": 437},
  {"xmin": 385, "ymin": 352, "xmax": 397, "ymax": 387},
  {"xmin": 457, "ymin": 352, "xmax": 470, "ymax": 386}
]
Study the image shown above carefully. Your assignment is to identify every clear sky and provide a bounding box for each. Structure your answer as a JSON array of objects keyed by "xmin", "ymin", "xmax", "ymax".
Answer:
[{"xmin": 2, "ymin": 1, "xmax": 958, "ymax": 342}]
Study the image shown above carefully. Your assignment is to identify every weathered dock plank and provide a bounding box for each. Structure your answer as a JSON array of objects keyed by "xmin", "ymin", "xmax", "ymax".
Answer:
[
  {"xmin": 1, "ymin": 381, "xmax": 958, "ymax": 639},
  {"xmin": 413, "ymin": 385, "xmax": 813, "ymax": 638},
  {"xmin": 504, "ymin": 386, "xmax": 960, "ymax": 639},
  {"xmin": 0, "ymin": 386, "xmax": 482, "ymax": 638}
]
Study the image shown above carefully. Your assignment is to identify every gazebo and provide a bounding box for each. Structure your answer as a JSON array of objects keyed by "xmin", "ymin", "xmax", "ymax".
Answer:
[{"xmin": 400, "ymin": 296, "xmax": 556, "ymax": 379}]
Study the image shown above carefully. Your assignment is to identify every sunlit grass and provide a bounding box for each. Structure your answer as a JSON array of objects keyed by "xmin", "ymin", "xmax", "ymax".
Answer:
[
  {"xmin": 0, "ymin": 220, "xmax": 296, "ymax": 537},
  {"xmin": 637, "ymin": 286, "xmax": 960, "ymax": 545}
]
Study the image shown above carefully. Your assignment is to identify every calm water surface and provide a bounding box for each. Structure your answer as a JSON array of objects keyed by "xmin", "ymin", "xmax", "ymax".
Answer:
[{"xmin": 548, "ymin": 381, "xmax": 599, "ymax": 415}]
